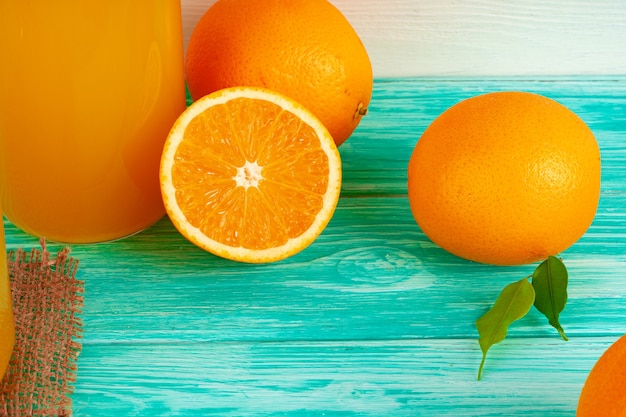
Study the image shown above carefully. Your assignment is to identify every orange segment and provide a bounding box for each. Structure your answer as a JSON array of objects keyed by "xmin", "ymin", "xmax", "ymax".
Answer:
[{"xmin": 160, "ymin": 87, "xmax": 342, "ymax": 263}]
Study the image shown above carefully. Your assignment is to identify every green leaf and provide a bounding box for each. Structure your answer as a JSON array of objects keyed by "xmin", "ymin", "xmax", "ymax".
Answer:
[
  {"xmin": 532, "ymin": 256, "xmax": 569, "ymax": 341},
  {"xmin": 476, "ymin": 277, "xmax": 535, "ymax": 380}
]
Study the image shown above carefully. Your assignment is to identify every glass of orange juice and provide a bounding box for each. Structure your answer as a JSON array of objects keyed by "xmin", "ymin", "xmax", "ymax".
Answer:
[
  {"xmin": 0, "ymin": 1, "xmax": 187, "ymax": 243},
  {"xmin": 0, "ymin": 210, "xmax": 14, "ymax": 379}
]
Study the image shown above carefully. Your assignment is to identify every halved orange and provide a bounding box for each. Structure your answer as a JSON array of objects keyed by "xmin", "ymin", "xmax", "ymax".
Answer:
[{"xmin": 160, "ymin": 87, "xmax": 342, "ymax": 263}]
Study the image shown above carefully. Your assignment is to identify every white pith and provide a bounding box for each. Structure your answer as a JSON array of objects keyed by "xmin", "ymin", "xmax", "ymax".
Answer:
[{"xmin": 235, "ymin": 160, "xmax": 263, "ymax": 189}]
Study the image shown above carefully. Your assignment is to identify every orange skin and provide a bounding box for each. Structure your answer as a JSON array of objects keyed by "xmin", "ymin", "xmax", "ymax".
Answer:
[
  {"xmin": 407, "ymin": 92, "xmax": 601, "ymax": 266},
  {"xmin": 185, "ymin": 0, "xmax": 373, "ymax": 146},
  {"xmin": 577, "ymin": 334, "xmax": 626, "ymax": 416}
]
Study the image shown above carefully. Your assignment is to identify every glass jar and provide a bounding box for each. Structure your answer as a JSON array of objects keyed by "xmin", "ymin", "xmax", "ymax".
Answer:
[
  {"xmin": 0, "ymin": 210, "xmax": 14, "ymax": 379},
  {"xmin": 0, "ymin": 1, "xmax": 187, "ymax": 243}
]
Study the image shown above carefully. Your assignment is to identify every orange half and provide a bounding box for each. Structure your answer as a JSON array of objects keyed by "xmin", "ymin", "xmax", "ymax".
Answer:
[{"xmin": 160, "ymin": 87, "xmax": 342, "ymax": 263}]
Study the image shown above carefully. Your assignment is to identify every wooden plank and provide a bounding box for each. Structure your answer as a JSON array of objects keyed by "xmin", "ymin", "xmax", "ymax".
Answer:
[
  {"xmin": 4, "ymin": 194, "xmax": 625, "ymax": 344},
  {"xmin": 3, "ymin": 78, "xmax": 625, "ymax": 415},
  {"xmin": 180, "ymin": 0, "xmax": 626, "ymax": 77},
  {"xmin": 341, "ymin": 77, "xmax": 626, "ymax": 195},
  {"xmin": 71, "ymin": 337, "xmax": 613, "ymax": 416}
]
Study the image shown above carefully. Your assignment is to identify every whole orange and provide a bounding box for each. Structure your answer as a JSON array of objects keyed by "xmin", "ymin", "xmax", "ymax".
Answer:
[
  {"xmin": 577, "ymin": 334, "xmax": 626, "ymax": 416},
  {"xmin": 184, "ymin": 0, "xmax": 373, "ymax": 146},
  {"xmin": 407, "ymin": 92, "xmax": 601, "ymax": 266}
]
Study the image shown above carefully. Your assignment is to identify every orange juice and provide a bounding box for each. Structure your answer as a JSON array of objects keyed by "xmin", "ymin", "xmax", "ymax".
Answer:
[
  {"xmin": 0, "ymin": 213, "xmax": 14, "ymax": 379},
  {"xmin": 0, "ymin": 1, "xmax": 186, "ymax": 243}
]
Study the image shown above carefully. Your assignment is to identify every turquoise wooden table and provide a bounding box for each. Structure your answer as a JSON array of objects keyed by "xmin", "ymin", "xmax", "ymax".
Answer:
[{"xmin": 5, "ymin": 77, "xmax": 626, "ymax": 416}]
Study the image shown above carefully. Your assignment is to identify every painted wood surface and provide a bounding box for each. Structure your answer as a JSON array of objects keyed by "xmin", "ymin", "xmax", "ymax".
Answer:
[
  {"xmin": 4, "ymin": 77, "xmax": 626, "ymax": 416},
  {"xmin": 180, "ymin": 0, "xmax": 626, "ymax": 77}
]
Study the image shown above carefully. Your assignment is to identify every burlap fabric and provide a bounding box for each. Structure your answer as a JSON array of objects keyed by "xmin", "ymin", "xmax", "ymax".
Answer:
[{"xmin": 0, "ymin": 240, "xmax": 84, "ymax": 417}]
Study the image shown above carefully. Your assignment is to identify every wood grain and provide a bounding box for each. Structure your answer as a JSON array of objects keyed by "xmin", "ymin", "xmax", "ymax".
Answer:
[
  {"xmin": 4, "ymin": 77, "xmax": 626, "ymax": 416},
  {"xmin": 72, "ymin": 338, "xmax": 608, "ymax": 416},
  {"xmin": 180, "ymin": 0, "xmax": 626, "ymax": 77}
]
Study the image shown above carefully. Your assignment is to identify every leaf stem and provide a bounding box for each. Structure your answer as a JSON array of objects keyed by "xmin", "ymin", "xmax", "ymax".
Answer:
[
  {"xmin": 478, "ymin": 352, "xmax": 487, "ymax": 381},
  {"xmin": 556, "ymin": 325, "xmax": 569, "ymax": 341}
]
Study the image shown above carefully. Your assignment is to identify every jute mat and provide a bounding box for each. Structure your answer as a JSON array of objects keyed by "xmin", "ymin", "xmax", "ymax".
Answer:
[{"xmin": 0, "ymin": 240, "xmax": 84, "ymax": 417}]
